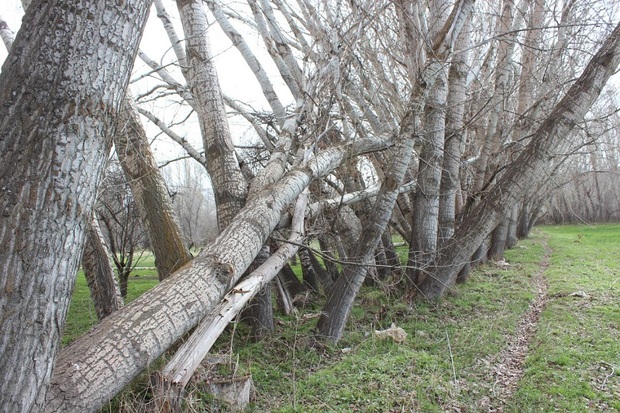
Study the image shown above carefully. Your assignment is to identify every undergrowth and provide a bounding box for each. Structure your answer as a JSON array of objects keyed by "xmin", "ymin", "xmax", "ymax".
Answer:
[{"xmin": 64, "ymin": 226, "xmax": 620, "ymax": 411}]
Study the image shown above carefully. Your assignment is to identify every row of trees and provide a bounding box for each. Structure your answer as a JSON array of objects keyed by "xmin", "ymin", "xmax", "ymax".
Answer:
[{"xmin": 1, "ymin": 0, "xmax": 620, "ymax": 411}]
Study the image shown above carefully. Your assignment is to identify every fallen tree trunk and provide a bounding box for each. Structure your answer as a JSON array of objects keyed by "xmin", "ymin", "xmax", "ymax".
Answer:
[
  {"xmin": 153, "ymin": 191, "xmax": 308, "ymax": 411},
  {"xmin": 45, "ymin": 136, "xmax": 390, "ymax": 413}
]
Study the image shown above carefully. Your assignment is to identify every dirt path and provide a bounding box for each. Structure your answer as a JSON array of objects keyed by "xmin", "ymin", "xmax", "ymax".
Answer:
[{"xmin": 479, "ymin": 236, "xmax": 551, "ymax": 412}]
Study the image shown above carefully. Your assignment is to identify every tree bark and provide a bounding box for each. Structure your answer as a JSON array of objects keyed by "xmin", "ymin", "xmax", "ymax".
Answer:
[
  {"xmin": 44, "ymin": 136, "xmax": 390, "ymax": 413},
  {"xmin": 418, "ymin": 20, "xmax": 620, "ymax": 299},
  {"xmin": 407, "ymin": 65, "xmax": 448, "ymax": 285},
  {"xmin": 81, "ymin": 215, "xmax": 123, "ymax": 320},
  {"xmin": 242, "ymin": 246, "xmax": 275, "ymax": 339},
  {"xmin": 471, "ymin": 0, "xmax": 524, "ymax": 196},
  {"xmin": 299, "ymin": 247, "xmax": 319, "ymax": 292},
  {"xmin": 505, "ymin": 203, "xmax": 519, "ymax": 249},
  {"xmin": 0, "ymin": 0, "xmax": 151, "ymax": 411},
  {"xmin": 317, "ymin": 0, "xmax": 474, "ymax": 342},
  {"xmin": 278, "ymin": 263, "xmax": 306, "ymax": 298},
  {"xmin": 177, "ymin": 0, "xmax": 247, "ymax": 232},
  {"xmin": 488, "ymin": 218, "xmax": 509, "ymax": 261},
  {"xmin": 517, "ymin": 201, "xmax": 530, "ymax": 239},
  {"xmin": 177, "ymin": 0, "xmax": 278, "ymax": 340},
  {"xmin": 152, "ymin": 192, "xmax": 307, "ymax": 411},
  {"xmin": 115, "ymin": 97, "xmax": 193, "ymax": 281},
  {"xmin": 438, "ymin": 18, "xmax": 471, "ymax": 246},
  {"xmin": 0, "ymin": 14, "xmax": 14, "ymax": 51}
]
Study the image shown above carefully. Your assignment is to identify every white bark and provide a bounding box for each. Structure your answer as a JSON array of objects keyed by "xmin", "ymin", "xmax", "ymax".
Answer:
[
  {"xmin": 0, "ymin": 1, "xmax": 152, "ymax": 411},
  {"xmin": 44, "ymin": 136, "xmax": 389, "ymax": 412},
  {"xmin": 155, "ymin": 191, "xmax": 307, "ymax": 400},
  {"xmin": 248, "ymin": 0, "xmax": 302, "ymax": 100},
  {"xmin": 206, "ymin": 0, "xmax": 288, "ymax": 125},
  {"xmin": 178, "ymin": 0, "xmax": 248, "ymax": 230},
  {"xmin": 317, "ymin": 0, "xmax": 475, "ymax": 341},
  {"xmin": 154, "ymin": 0, "xmax": 189, "ymax": 77},
  {"xmin": 135, "ymin": 105, "xmax": 207, "ymax": 166},
  {"xmin": 420, "ymin": 19, "xmax": 620, "ymax": 299},
  {"xmin": 0, "ymin": 14, "xmax": 14, "ymax": 51}
]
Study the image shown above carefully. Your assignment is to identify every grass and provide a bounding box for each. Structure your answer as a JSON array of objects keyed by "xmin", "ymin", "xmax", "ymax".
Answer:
[
  {"xmin": 63, "ymin": 225, "xmax": 620, "ymax": 411},
  {"xmin": 507, "ymin": 224, "xmax": 620, "ymax": 412},
  {"xmin": 236, "ymin": 234, "xmax": 545, "ymax": 412}
]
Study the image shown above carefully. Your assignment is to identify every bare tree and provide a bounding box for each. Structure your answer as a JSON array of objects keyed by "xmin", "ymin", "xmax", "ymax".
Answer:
[
  {"xmin": 3, "ymin": 1, "xmax": 619, "ymax": 411},
  {"xmin": 318, "ymin": 0, "xmax": 475, "ymax": 342},
  {"xmin": 96, "ymin": 165, "xmax": 148, "ymax": 298},
  {"xmin": 45, "ymin": 136, "xmax": 389, "ymax": 413},
  {"xmin": 168, "ymin": 159, "xmax": 218, "ymax": 247},
  {"xmin": 115, "ymin": 97, "xmax": 193, "ymax": 281},
  {"xmin": 418, "ymin": 19, "xmax": 620, "ymax": 299}
]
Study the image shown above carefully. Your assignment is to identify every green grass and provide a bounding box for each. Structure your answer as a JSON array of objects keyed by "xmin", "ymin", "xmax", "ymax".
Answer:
[
  {"xmin": 507, "ymin": 224, "xmax": 620, "ymax": 412},
  {"xmin": 64, "ymin": 226, "xmax": 620, "ymax": 411},
  {"xmin": 235, "ymin": 235, "xmax": 547, "ymax": 412}
]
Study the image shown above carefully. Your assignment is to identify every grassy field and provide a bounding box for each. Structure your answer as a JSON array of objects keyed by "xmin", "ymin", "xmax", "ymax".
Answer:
[
  {"xmin": 508, "ymin": 225, "xmax": 620, "ymax": 412},
  {"xmin": 64, "ymin": 225, "xmax": 620, "ymax": 411}
]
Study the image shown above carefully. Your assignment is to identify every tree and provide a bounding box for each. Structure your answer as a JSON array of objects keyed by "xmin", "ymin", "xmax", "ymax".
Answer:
[
  {"xmin": 115, "ymin": 97, "xmax": 193, "ymax": 281},
  {"xmin": 96, "ymin": 164, "xmax": 147, "ymax": 298},
  {"xmin": 4, "ymin": 1, "xmax": 619, "ymax": 410},
  {"xmin": 0, "ymin": 0, "xmax": 152, "ymax": 411},
  {"xmin": 44, "ymin": 136, "xmax": 389, "ymax": 412},
  {"xmin": 2, "ymin": 0, "xmax": 123, "ymax": 324},
  {"xmin": 168, "ymin": 159, "xmax": 217, "ymax": 247},
  {"xmin": 417, "ymin": 19, "xmax": 620, "ymax": 299},
  {"xmin": 81, "ymin": 214, "xmax": 124, "ymax": 320},
  {"xmin": 318, "ymin": 0, "xmax": 475, "ymax": 342}
]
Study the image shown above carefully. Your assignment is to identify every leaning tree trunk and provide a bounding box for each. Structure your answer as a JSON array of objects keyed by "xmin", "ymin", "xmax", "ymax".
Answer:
[
  {"xmin": 417, "ymin": 20, "xmax": 620, "ymax": 299},
  {"xmin": 406, "ymin": 0, "xmax": 453, "ymax": 289},
  {"xmin": 505, "ymin": 203, "xmax": 519, "ymax": 249},
  {"xmin": 176, "ymin": 0, "xmax": 275, "ymax": 337},
  {"xmin": 0, "ymin": 0, "xmax": 151, "ymax": 411},
  {"xmin": 438, "ymin": 18, "xmax": 471, "ymax": 246},
  {"xmin": 177, "ymin": 0, "xmax": 247, "ymax": 232},
  {"xmin": 488, "ymin": 218, "xmax": 509, "ymax": 261},
  {"xmin": 44, "ymin": 137, "xmax": 389, "ymax": 413},
  {"xmin": 115, "ymin": 97, "xmax": 193, "ymax": 281},
  {"xmin": 471, "ymin": 0, "xmax": 523, "ymax": 196},
  {"xmin": 517, "ymin": 201, "xmax": 531, "ymax": 239},
  {"xmin": 82, "ymin": 215, "xmax": 124, "ymax": 320},
  {"xmin": 241, "ymin": 245, "xmax": 275, "ymax": 339},
  {"xmin": 317, "ymin": 0, "xmax": 474, "ymax": 342},
  {"xmin": 316, "ymin": 133, "xmax": 415, "ymax": 341}
]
